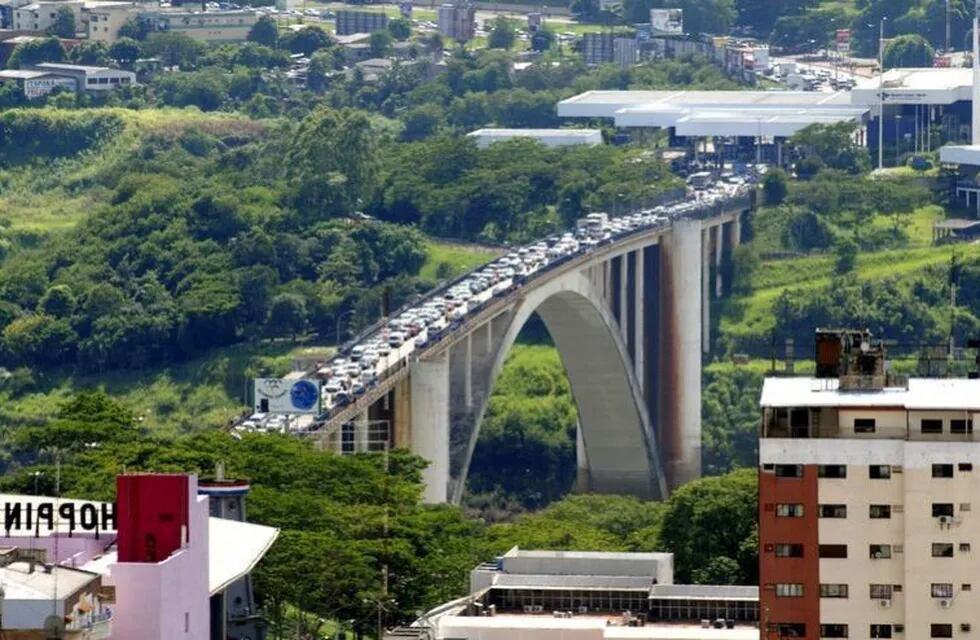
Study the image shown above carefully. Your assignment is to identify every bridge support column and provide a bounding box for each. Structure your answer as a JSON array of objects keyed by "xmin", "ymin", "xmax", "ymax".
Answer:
[
  {"xmin": 665, "ymin": 219, "xmax": 703, "ymax": 489},
  {"xmin": 634, "ymin": 248, "xmax": 645, "ymax": 393},
  {"xmin": 619, "ymin": 254, "xmax": 629, "ymax": 345},
  {"xmin": 575, "ymin": 420, "xmax": 591, "ymax": 492},
  {"xmin": 732, "ymin": 211, "xmax": 742, "ymax": 249},
  {"xmin": 354, "ymin": 411, "xmax": 369, "ymax": 453},
  {"xmin": 701, "ymin": 228, "xmax": 711, "ymax": 354},
  {"xmin": 464, "ymin": 334, "xmax": 473, "ymax": 409},
  {"xmin": 714, "ymin": 224, "xmax": 724, "ymax": 298},
  {"xmin": 410, "ymin": 352, "xmax": 450, "ymax": 503},
  {"xmin": 392, "ymin": 376, "xmax": 411, "ymax": 448}
]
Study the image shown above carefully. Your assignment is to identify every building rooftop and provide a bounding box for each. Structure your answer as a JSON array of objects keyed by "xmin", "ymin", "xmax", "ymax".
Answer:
[
  {"xmin": 0, "ymin": 69, "xmax": 54, "ymax": 79},
  {"xmin": 436, "ymin": 615, "xmax": 758, "ymax": 639},
  {"xmin": 940, "ymin": 144, "xmax": 980, "ymax": 166},
  {"xmin": 0, "ymin": 562, "xmax": 99, "ymax": 600},
  {"xmin": 492, "ymin": 573, "xmax": 659, "ymax": 590},
  {"xmin": 760, "ymin": 377, "xmax": 980, "ymax": 411},
  {"xmin": 505, "ymin": 549, "xmax": 671, "ymax": 561},
  {"xmin": 469, "ymin": 127, "xmax": 604, "ymax": 139},
  {"xmin": 649, "ymin": 584, "xmax": 759, "ymax": 600},
  {"xmin": 851, "ymin": 67, "xmax": 973, "ymax": 106},
  {"xmin": 34, "ymin": 62, "xmax": 113, "ymax": 73}
]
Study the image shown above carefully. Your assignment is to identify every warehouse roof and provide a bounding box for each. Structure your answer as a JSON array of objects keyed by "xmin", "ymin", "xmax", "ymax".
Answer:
[{"xmin": 760, "ymin": 377, "xmax": 980, "ymax": 410}]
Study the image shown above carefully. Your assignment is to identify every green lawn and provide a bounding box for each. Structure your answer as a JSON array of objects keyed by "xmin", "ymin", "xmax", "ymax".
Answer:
[{"xmin": 420, "ymin": 240, "xmax": 499, "ymax": 281}]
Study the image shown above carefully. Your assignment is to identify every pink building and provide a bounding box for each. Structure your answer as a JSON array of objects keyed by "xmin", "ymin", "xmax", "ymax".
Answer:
[{"xmin": 0, "ymin": 473, "xmax": 278, "ymax": 640}]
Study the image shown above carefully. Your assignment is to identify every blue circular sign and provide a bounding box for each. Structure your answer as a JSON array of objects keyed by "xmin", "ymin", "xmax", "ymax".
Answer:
[{"xmin": 290, "ymin": 380, "xmax": 319, "ymax": 411}]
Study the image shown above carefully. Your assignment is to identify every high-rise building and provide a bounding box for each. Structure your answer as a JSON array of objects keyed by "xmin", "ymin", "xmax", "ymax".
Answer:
[
  {"xmin": 759, "ymin": 330, "xmax": 980, "ymax": 640},
  {"xmin": 437, "ymin": 2, "xmax": 474, "ymax": 42},
  {"xmin": 336, "ymin": 9, "xmax": 389, "ymax": 36}
]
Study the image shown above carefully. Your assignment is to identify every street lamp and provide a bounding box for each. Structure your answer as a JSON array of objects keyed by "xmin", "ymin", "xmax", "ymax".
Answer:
[
  {"xmin": 876, "ymin": 17, "xmax": 887, "ymax": 171},
  {"xmin": 30, "ymin": 471, "xmax": 44, "ymax": 495},
  {"xmin": 335, "ymin": 309, "xmax": 356, "ymax": 348},
  {"xmin": 895, "ymin": 114, "xmax": 902, "ymax": 166}
]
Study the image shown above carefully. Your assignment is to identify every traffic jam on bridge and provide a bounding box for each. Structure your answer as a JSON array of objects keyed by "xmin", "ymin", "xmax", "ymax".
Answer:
[{"xmin": 238, "ymin": 173, "xmax": 755, "ymax": 435}]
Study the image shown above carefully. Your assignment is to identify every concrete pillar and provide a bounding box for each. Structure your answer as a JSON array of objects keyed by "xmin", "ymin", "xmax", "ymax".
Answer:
[
  {"xmin": 410, "ymin": 352, "xmax": 450, "ymax": 503},
  {"xmin": 464, "ymin": 333, "xmax": 473, "ymax": 410},
  {"xmin": 575, "ymin": 420, "xmax": 590, "ymax": 492},
  {"xmin": 701, "ymin": 227, "xmax": 711, "ymax": 354},
  {"xmin": 354, "ymin": 411, "xmax": 369, "ymax": 453},
  {"xmin": 634, "ymin": 247, "xmax": 645, "ymax": 393},
  {"xmin": 732, "ymin": 212, "xmax": 742, "ymax": 250},
  {"xmin": 714, "ymin": 223, "xmax": 724, "ymax": 298},
  {"xmin": 665, "ymin": 219, "xmax": 703, "ymax": 489},
  {"xmin": 619, "ymin": 253, "xmax": 629, "ymax": 345},
  {"xmin": 392, "ymin": 376, "xmax": 411, "ymax": 449}
]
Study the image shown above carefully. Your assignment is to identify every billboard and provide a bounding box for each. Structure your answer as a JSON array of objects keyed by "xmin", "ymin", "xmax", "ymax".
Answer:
[
  {"xmin": 650, "ymin": 8, "xmax": 683, "ymax": 35},
  {"xmin": 835, "ymin": 29, "xmax": 850, "ymax": 54},
  {"xmin": 254, "ymin": 378, "xmax": 321, "ymax": 414}
]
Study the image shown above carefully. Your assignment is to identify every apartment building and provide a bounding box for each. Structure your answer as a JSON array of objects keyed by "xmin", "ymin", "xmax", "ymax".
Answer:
[
  {"xmin": 759, "ymin": 330, "xmax": 980, "ymax": 640},
  {"xmin": 12, "ymin": 0, "xmax": 82, "ymax": 32},
  {"xmin": 334, "ymin": 9, "xmax": 387, "ymax": 36},
  {"xmin": 84, "ymin": 1, "xmax": 137, "ymax": 43},
  {"xmin": 141, "ymin": 9, "xmax": 258, "ymax": 42},
  {"xmin": 437, "ymin": 2, "xmax": 474, "ymax": 43}
]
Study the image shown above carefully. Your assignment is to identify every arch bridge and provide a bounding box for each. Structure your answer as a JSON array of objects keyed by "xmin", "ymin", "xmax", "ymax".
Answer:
[{"xmin": 313, "ymin": 194, "xmax": 752, "ymax": 504}]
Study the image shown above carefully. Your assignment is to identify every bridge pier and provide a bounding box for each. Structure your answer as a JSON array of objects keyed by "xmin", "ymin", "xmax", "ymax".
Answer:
[
  {"xmin": 634, "ymin": 248, "xmax": 645, "ymax": 393},
  {"xmin": 410, "ymin": 352, "xmax": 450, "ymax": 503}
]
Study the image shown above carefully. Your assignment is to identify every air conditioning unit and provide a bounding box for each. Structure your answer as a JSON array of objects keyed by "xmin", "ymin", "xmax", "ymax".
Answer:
[
  {"xmin": 879, "ymin": 599, "xmax": 892, "ymax": 608},
  {"xmin": 940, "ymin": 599, "xmax": 952, "ymax": 608}
]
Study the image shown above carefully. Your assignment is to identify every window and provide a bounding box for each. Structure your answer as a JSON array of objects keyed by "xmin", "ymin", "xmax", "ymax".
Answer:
[
  {"xmin": 965, "ymin": 584, "xmax": 973, "ymax": 591},
  {"xmin": 870, "ymin": 584, "xmax": 893, "ymax": 600},
  {"xmin": 933, "ymin": 464, "xmax": 955, "ymax": 478},
  {"xmin": 821, "ymin": 584, "xmax": 849, "ymax": 598},
  {"xmin": 870, "ymin": 544, "xmax": 892, "ymax": 559},
  {"xmin": 952, "ymin": 419, "xmax": 974, "ymax": 434},
  {"xmin": 821, "ymin": 624, "xmax": 849, "ymax": 638},
  {"xmin": 932, "ymin": 543, "xmax": 955, "ymax": 558},
  {"xmin": 932, "ymin": 503, "xmax": 955, "ymax": 518},
  {"xmin": 820, "ymin": 504, "xmax": 847, "ymax": 518},
  {"xmin": 870, "ymin": 505, "xmax": 892, "ymax": 519},
  {"xmin": 931, "ymin": 624, "xmax": 953, "ymax": 638},
  {"xmin": 776, "ymin": 503, "xmax": 805, "ymax": 518},
  {"xmin": 820, "ymin": 544, "xmax": 848, "ymax": 558},
  {"xmin": 960, "ymin": 462, "xmax": 974, "ymax": 471},
  {"xmin": 771, "ymin": 623, "xmax": 806, "ymax": 637},
  {"xmin": 775, "ymin": 464, "xmax": 803, "ymax": 478},
  {"xmin": 775, "ymin": 583, "xmax": 804, "ymax": 597},
  {"xmin": 961, "ymin": 543, "xmax": 972, "ymax": 553},
  {"xmin": 854, "ymin": 418, "xmax": 876, "ymax": 433},
  {"xmin": 870, "ymin": 465, "xmax": 891, "ymax": 479},
  {"xmin": 921, "ymin": 419, "xmax": 944, "ymax": 434},
  {"xmin": 931, "ymin": 583, "xmax": 954, "ymax": 598},
  {"xmin": 870, "ymin": 625, "xmax": 893, "ymax": 639},
  {"xmin": 775, "ymin": 543, "xmax": 804, "ymax": 558},
  {"xmin": 961, "ymin": 503, "xmax": 972, "ymax": 512},
  {"xmin": 818, "ymin": 464, "xmax": 847, "ymax": 478}
]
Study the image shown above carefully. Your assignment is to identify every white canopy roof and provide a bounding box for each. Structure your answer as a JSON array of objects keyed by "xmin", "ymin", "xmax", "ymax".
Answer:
[{"xmin": 760, "ymin": 377, "xmax": 980, "ymax": 411}]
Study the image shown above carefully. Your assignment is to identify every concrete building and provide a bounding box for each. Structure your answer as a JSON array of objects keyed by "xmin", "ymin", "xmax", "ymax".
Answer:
[
  {"xmin": 12, "ymin": 0, "xmax": 82, "ymax": 32},
  {"xmin": 467, "ymin": 128, "xmax": 603, "ymax": 148},
  {"xmin": 582, "ymin": 31, "xmax": 614, "ymax": 66},
  {"xmin": 389, "ymin": 547, "xmax": 758, "ymax": 639},
  {"xmin": 83, "ymin": 1, "xmax": 137, "ymax": 43},
  {"xmin": 437, "ymin": 1, "xmax": 474, "ymax": 42},
  {"xmin": 0, "ymin": 68, "xmax": 75, "ymax": 98},
  {"xmin": 614, "ymin": 36, "xmax": 638, "ymax": 68},
  {"xmin": 31, "ymin": 62, "xmax": 135, "ymax": 91},
  {"xmin": 0, "ymin": 552, "xmax": 107, "ymax": 633},
  {"xmin": 759, "ymin": 329, "xmax": 980, "ymax": 640},
  {"xmin": 335, "ymin": 9, "xmax": 387, "ymax": 36},
  {"xmin": 0, "ymin": 0, "xmax": 33, "ymax": 28},
  {"xmin": 141, "ymin": 9, "xmax": 258, "ymax": 42}
]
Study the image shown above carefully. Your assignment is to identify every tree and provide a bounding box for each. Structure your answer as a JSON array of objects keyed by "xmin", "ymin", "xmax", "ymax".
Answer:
[
  {"xmin": 488, "ymin": 16, "xmax": 516, "ymax": 50},
  {"xmin": 531, "ymin": 28, "xmax": 555, "ymax": 52},
  {"xmin": 388, "ymin": 17, "xmax": 411, "ymax": 40},
  {"xmin": 281, "ymin": 25, "xmax": 331, "ymax": 56},
  {"xmin": 70, "ymin": 41, "xmax": 108, "ymax": 65},
  {"xmin": 834, "ymin": 237, "xmax": 858, "ymax": 274},
  {"xmin": 400, "ymin": 104, "xmax": 443, "ymax": 141},
  {"xmin": 247, "ymin": 15, "xmax": 278, "ymax": 47},
  {"xmin": 883, "ymin": 33, "xmax": 935, "ymax": 69},
  {"xmin": 117, "ymin": 17, "xmax": 148, "ymax": 40},
  {"xmin": 734, "ymin": 0, "xmax": 815, "ymax": 35},
  {"xmin": 369, "ymin": 29, "xmax": 393, "ymax": 57},
  {"xmin": 38, "ymin": 285, "xmax": 75, "ymax": 317},
  {"xmin": 7, "ymin": 37, "xmax": 65, "ymax": 68},
  {"xmin": 570, "ymin": 0, "xmax": 601, "ymax": 22},
  {"xmin": 143, "ymin": 32, "xmax": 204, "ymax": 68},
  {"xmin": 762, "ymin": 168, "xmax": 788, "ymax": 205},
  {"xmin": 266, "ymin": 293, "xmax": 308, "ymax": 339},
  {"xmin": 108, "ymin": 37, "xmax": 141, "ymax": 67},
  {"xmin": 47, "ymin": 5, "xmax": 76, "ymax": 38},
  {"xmin": 2, "ymin": 314, "xmax": 77, "ymax": 366},
  {"xmin": 790, "ymin": 122, "xmax": 869, "ymax": 175}
]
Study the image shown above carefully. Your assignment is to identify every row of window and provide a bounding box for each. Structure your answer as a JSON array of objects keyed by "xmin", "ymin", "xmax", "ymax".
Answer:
[
  {"xmin": 771, "ymin": 463, "xmax": 974, "ymax": 479},
  {"xmin": 811, "ymin": 502, "xmax": 968, "ymax": 518},
  {"xmin": 768, "ymin": 542, "xmax": 971, "ymax": 558},
  {"xmin": 813, "ymin": 583, "xmax": 968, "ymax": 599},
  {"xmin": 852, "ymin": 417, "xmax": 974, "ymax": 435},
  {"xmin": 818, "ymin": 623, "xmax": 962, "ymax": 638}
]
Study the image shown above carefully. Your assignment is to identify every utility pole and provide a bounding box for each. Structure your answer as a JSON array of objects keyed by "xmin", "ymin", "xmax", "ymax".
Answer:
[
  {"xmin": 951, "ymin": 252, "xmax": 960, "ymax": 358},
  {"xmin": 947, "ymin": 0, "xmax": 952, "ymax": 53},
  {"xmin": 974, "ymin": 0, "xmax": 980, "ymax": 144}
]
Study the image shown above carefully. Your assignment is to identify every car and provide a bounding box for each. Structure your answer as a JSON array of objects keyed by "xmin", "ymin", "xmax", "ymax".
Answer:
[{"xmin": 389, "ymin": 332, "xmax": 406, "ymax": 347}]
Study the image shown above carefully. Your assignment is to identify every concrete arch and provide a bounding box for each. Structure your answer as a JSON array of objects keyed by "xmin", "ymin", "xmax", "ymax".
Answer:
[{"xmin": 451, "ymin": 268, "xmax": 669, "ymax": 504}]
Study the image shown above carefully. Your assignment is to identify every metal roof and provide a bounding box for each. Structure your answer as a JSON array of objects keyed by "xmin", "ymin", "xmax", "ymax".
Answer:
[
  {"xmin": 649, "ymin": 584, "xmax": 758, "ymax": 600},
  {"xmin": 493, "ymin": 574, "xmax": 657, "ymax": 591}
]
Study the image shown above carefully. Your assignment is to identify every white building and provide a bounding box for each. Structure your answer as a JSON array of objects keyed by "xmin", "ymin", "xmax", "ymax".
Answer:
[
  {"xmin": 467, "ymin": 128, "xmax": 603, "ymax": 149},
  {"xmin": 142, "ymin": 9, "xmax": 258, "ymax": 42},
  {"xmin": 12, "ymin": 0, "xmax": 82, "ymax": 32},
  {"xmin": 83, "ymin": 1, "xmax": 137, "ymax": 43},
  {"xmin": 759, "ymin": 329, "xmax": 980, "ymax": 640},
  {"xmin": 31, "ymin": 62, "xmax": 135, "ymax": 91},
  {"xmin": 0, "ymin": 68, "xmax": 76, "ymax": 98}
]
